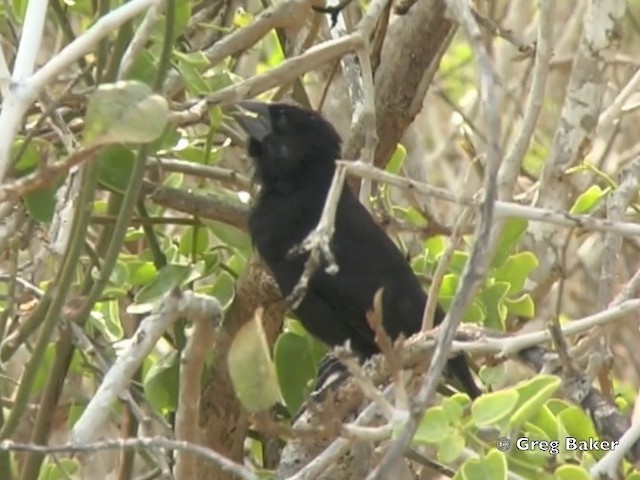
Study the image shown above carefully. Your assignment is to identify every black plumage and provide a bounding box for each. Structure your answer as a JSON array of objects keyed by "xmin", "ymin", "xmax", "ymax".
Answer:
[{"xmin": 235, "ymin": 101, "xmax": 481, "ymax": 398}]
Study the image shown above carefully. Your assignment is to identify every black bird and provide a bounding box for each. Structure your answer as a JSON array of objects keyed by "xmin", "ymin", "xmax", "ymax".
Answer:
[{"xmin": 235, "ymin": 100, "xmax": 481, "ymax": 398}]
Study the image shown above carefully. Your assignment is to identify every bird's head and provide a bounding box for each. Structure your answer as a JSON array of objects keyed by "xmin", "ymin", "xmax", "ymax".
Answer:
[{"xmin": 234, "ymin": 101, "xmax": 342, "ymax": 192}]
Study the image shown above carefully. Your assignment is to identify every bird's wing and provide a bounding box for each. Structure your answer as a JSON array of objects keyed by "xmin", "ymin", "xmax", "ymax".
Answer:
[{"xmin": 304, "ymin": 190, "xmax": 428, "ymax": 346}]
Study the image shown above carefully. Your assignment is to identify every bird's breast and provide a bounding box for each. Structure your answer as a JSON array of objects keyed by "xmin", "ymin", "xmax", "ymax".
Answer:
[{"xmin": 248, "ymin": 193, "xmax": 324, "ymax": 294}]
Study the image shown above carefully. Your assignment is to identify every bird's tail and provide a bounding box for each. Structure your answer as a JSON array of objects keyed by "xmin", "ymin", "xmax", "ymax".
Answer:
[{"xmin": 446, "ymin": 355, "xmax": 482, "ymax": 399}]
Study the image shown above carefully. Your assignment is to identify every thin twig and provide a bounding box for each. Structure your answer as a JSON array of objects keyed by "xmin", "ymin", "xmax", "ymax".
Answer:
[
  {"xmin": 421, "ymin": 206, "xmax": 473, "ymax": 331},
  {"xmin": 287, "ymin": 165, "xmax": 347, "ymax": 308},
  {"xmin": 70, "ymin": 289, "xmax": 222, "ymax": 446},
  {"xmin": 0, "ymin": 437, "xmax": 259, "ymax": 480},
  {"xmin": 342, "ymin": 160, "xmax": 640, "ymax": 238},
  {"xmin": 118, "ymin": 0, "xmax": 165, "ymax": 80},
  {"xmin": 368, "ymin": 0, "xmax": 503, "ymax": 474}
]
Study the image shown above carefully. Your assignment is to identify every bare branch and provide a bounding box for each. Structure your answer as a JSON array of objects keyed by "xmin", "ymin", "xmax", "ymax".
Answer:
[
  {"xmin": 0, "ymin": 0, "xmax": 161, "ymax": 181},
  {"xmin": 421, "ymin": 206, "xmax": 473, "ymax": 331},
  {"xmin": 287, "ymin": 165, "xmax": 347, "ymax": 307},
  {"xmin": 70, "ymin": 289, "xmax": 222, "ymax": 446},
  {"xmin": 342, "ymin": 160, "xmax": 640, "ymax": 238},
  {"xmin": 368, "ymin": 0, "xmax": 504, "ymax": 474},
  {"xmin": 528, "ymin": 0, "xmax": 626, "ymax": 294},
  {"xmin": 175, "ymin": 306, "xmax": 217, "ymax": 479},
  {"xmin": 0, "ymin": 437, "xmax": 259, "ymax": 480},
  {"xmin": 591, "ymin": 415, "xmax": 640, "ymax": 477},
  {"xmin": 118, "ymin": 0, "xmax": 166, "ymax": 80}
]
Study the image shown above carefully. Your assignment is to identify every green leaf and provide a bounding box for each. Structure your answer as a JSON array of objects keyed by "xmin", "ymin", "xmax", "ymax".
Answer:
[
  {"xmin": 24, "ymin": 184, "xmax": 57, "ymax": 223},
  {"xmin": 569, "ymin": 185, "xmax": 611, "ymax": 215},
  {"xmin": 509, "ymin": 375, "xmax": 562, "ymax": 431},
  {"xmin": 414, "ymin": 406, "xmax": 451, "ymax": 444},
  {"xmin": 460, "ymin": 454, "xmax": 509, "ymax": 480},
  {"xmin": 284, "ymin": 319, "xmax": 327, "ymax": 364},
  {"xmin": 38, "ymin": 458, "xmax": 79, "ymax": 480},
  {"xmin": 557, "ymin": 406, "xmax": 597, "ymax": 442},
  {"xmin": 478, "ymin": 364, "xmax": 507, "ymax": 391},
  {"xmin": 554, "ymin": 465, "xmax": 591, "ymax": 480},
  {"xmin": 125, "ymin": 50, "xmax": 157, "ymax": 84},
  {"xmin": 125, "ymin": 228, "xmax": 146, "ymax": 243},
  {"xmin": 395, "ymin": 206, "xmax": 427, "ymax": 227},
  {"xmin": 102, "ymin": 287, "xmax": 129, "ymax": 299},
  {"xmin": 153, "ymin": 125, "xmax": 180, "ymax": 151},
  {"xmin": 522, "ymin": 421, "xmax": 551, "ymax": 443},
  {"xmin": 504, "ymin": 294, "xmax": 535, "ymax": 318},
  {"xmin": 478, "ymin": 281, "xmax": 510, "ymax": 331},
  {"xmin": 439, "ymin": 296, "xmax": 486, "ymax": 324},
  {"xmin": 522, "ymin": 139, "xmax": 548, "ymax": 177},
  {"xmin": 263, "ymin": 30, "xmax": 285, "ymax": 67},
  {"xmin": 94, "ymin": 259, "xmax": 129, "ymax": 286},
  {"xmin": 173, "ymin": 51, "xmax": 210, "ymax": 67},
  {"xmin": 97, "ymin": 145, "xmax": 136, "ymax": 193},
  {"xmin": 83, "ymin": 80, "xmax": 169, "ymax": 147},
  {"xmin": 228, "ymin": 310, "xmax": 282, "ymax": 412},
  {"xmin": 492, "ymin": 218, "xmax": 528, "ymax": 267},
  {"xmin": 449, "ymin": 251, "xmax": 470, "ymax": 275},
  {"xmin": 411, "ymin": 253, "xmax": 428, "ymax": 275},
  {"xmin": 483, "ymin": 450, "xmax": 508, "ymax": 479},
  {"xmin": 234, "ymin": 7, "xmax": 253, "ymax": 27},
  {"xmin": 12, "ymin": 137, "xmax": 50, "ymax": 172},
  {"xmin": 210, "ymin": 271, "xmax": 236, "ymax": 310},
  {"xmin": 495, "ymin": 252, "xmax": 538, "ymax": 294},
  {"xmin": 179, "ymin": 227, "xmax": 209, "ymax": 257},
  {"xmin": 440, "ymin": 274, "xmax": 459, "ymax": 297},
  {"xmin": 32, "ymin": 344, "xmax": 56, "ymax": 396},
  {"xmin": 144, "ymin": 351, "xmax": 180, "ymax": 413},
  {"xmin": 471, "ymin": 389, "xmax": 519, "ymax": 427},
  {"xmin": 132, "ymin": 264, "xmax": 197, "ymax": 310},
  {"xmin": 274, "ymin": 331, "xmax": 317, "ymax": 415},
  {"xmin": 67, "ymin": 403, "xmax": 85, "ymax": 431},
  {"xmin": 177, "ymin": 145, "xmax": 208, "ymax": 164},
  {"xmin": 207, "ymin": 72, "xmax": 235, "ymax": 94},
  {"xmin": 286, "ymin": 317, "xmax": 309, "ymax": 335},
  {"xmin": 178, "ymin": 59, "xmax": 211, "ymax": 95},
  {"xmin": 442, "ymin": 394, "xmax": 467, "ymax": 424},
  {"xmin": 91, "ymin": 300, "xmax": 124, "ymax": 341},
  {"xmin": 531, "ymin": 405, "xmax": 560, "ymax": 441},
  {"xmin": 172, "ymin": 0, "xmax": 191, "ymax": 38},
  {"xmin": 128, "ymin": 262, "xmax": 158, "ymax": 287},
  {"xmin": 546, "ymin": 398, "xmax": 572, "ymax": 415},
  {"xmin": 208, "ymin": 221, "xmax": 252, "ymax": 253},
  {"xmin": 386, "ymin": 144, "xmax": 406, "ymax": 174},
  {"xmin": 11, "ymin": 0, "xmax": 28, "ymax": 21},
  {"xmin": 164, "ymin": 172, "xmax": 184, "ymax": 189},
  {"xmin": 424, "ymin": 236, "xmax": 446, "ymax": 263},
  {"xmin": 437, "ymin": 432, "xmax": 466, "ymax": 464}
]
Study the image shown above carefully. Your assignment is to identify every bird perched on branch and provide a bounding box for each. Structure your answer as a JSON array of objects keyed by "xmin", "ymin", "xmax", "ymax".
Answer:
[{"xmin": 234, "ymin": 100, "xmax": 481, "ymax": 399}]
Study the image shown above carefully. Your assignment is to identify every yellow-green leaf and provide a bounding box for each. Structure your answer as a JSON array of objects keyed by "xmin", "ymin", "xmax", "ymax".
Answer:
[
  {"xmin": 83, "ymin": 80, "xmax": 169, "ymax": 147},
  {"xmin": 569, "ymin": 185, "xmax": 611, "ymax": 215},
  {"xmin": 228, "ymin": 309, "xmax": 282, "ymax": 412}
]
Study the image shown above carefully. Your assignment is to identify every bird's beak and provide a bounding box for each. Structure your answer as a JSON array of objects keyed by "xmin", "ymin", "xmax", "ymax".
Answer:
[{"xmin": 234, "ymin": 100, "xmax": 272, "ymax": 141}]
